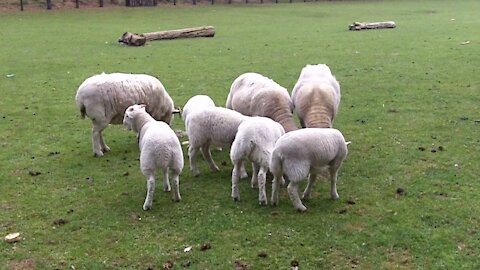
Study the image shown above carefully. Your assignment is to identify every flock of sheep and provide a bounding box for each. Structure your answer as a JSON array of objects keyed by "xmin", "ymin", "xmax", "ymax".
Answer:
[{"xmin": 75, "ymin": 64, "xmax": 349, "ymax": 212}]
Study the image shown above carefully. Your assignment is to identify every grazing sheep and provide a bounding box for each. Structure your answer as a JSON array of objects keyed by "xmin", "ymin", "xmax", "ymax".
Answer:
[
  {"xmin": 75, "ymin": 72, "xmax": 175, "ymax": 157},
  {"xmin": 181, "ymin": 95, "xmax": 216, "ymax": 123},
  {"xmin": 123, "ymin": 104, "xmax": 183, "ymax": 211},
  {"xmin": 230, "ymin": 117, "xmax": 285, "ymax": 205},
  {"xmin": 270, "ymin": 128, "xmax": 348, "ymax": 212},
  {"xmin": 226, "ymin": 72, "xmax": 298, "ymax": 132},
  {"xmin": 291, "ymin": 64, "xmax": 341, "ymax": 128},
  {"xmin": 185, "ymin": 106, "xmax": 248, "ymax": 177}
]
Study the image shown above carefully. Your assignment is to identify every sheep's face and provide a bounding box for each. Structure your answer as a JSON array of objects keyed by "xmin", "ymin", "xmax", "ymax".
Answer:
[{"xmin": 123, "ymin": 104, "xmax": 146, "ymax": 131}]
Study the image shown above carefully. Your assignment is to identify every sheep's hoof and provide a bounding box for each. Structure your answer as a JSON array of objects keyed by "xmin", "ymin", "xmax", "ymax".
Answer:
[
  {"xmin": 295, "ymin": 205, "xmax": 307, "ymax": 212},
  {"xmin": 143, "ymin": 204, "xmax": 152, "ymax": 211},
  {"xmin": 259, "ymin": 200, "xmax": 267, "ymax": 206},
  {"xmin": 164, "ymin": 187, "xmax": 171, "ymax": 192},
  {"xmin": 172, "ymin": 197, "xmax": 181, "ymax": 202},
  {"xmin": 331, "ymin": 194, "xmax": 340, "ymax": 200},
  {"xmin": 271, "ymin": 201, "xmax": 278, "ymax": 207},
  {"xmin": 93, "ymin": 152, "xmax": 104, "ymax": 157},
  {"xmin": 102, "ymin": 145, "xmax": 111, "ymax": 152},
  {"xmin": 233, "ymin": 196, "xmax": 240, "ymax": 202}
]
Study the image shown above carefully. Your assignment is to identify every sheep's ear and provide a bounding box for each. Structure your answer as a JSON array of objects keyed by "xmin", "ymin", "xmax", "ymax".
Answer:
[{"xmin": 139, "ymin": 104, "xmax": 147, "ymax": 109}]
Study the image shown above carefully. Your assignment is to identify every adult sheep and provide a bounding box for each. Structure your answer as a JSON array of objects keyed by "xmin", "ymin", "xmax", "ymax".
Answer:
[
  {"xmin": 230, "ymin": 117, "xmax": 285, "ymax": 205},
  {"xmin": 270, "ymin": 128, "xmax": 348, "ymax": 212},
  {"xmin": 123, "ymin": 104, "xmax": 183, "ymax": 211},
  {"xmin": 75, "ymin": 72, "xmax": 175, "ymax": 157},
  {"xmin": 226, "ymin": 72, "xmax": 298, "ymax": 132},
  {"xmin": 185, "ymin": 106, "xmax": 248, "ymax": 177},
  {"xmin": 291, "ymin": 64, "xmax": 341, "ymax": 128}
]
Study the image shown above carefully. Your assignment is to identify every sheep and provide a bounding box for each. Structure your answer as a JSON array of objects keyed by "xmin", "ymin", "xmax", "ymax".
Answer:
[
  {"xmin": 226, "ymin": 72, "xmax": 298, "ymax": 132},
  {"xmin": 123, "ymin": 104, "xmax": 183, "ymax": 211},
  {"xmin": 291, "ymin": 64, "xmax": 341, "ymax": 128},
  {"xmin": 270, "ymin": 128, "xmax": 348, "ymax": 212},
  {"xmin": 75, "ymin": 72, "xmax": 175, "ymax": 157},
  {"xmin": 185, "ymin": 106, "xmax": 248, "ymax": 177},
  {"xmin": 181, "ymin": 94, "xmax": 216, "ymax": 123},
  {"xmin": 230, "ymin": 117, "xmax": 285, "ymax": 205}
]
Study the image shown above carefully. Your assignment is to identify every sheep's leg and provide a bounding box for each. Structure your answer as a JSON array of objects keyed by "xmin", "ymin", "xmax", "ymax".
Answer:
[
  {"xmin": 251, "ymin": 162, "xmax": 259, "ymax": 188},
  {"xmin": 91, "ymin": 121, "xmax": 108, "ymax": 157},
  {"xmin": 170, "ymin": 169, "xmax": 181, "ymax": 202},
  {"xmin": 188, "ymin": 146, "xmax": 201, "ymax": 177},
  {"xmin": 271, "ymin": 173, "xmax": 282, "ymax": 206},
  {"xmin": 201, "ymin": 144, "xmax": 220, "ymax": 172},
  {"xmin": 99, "ymin": 131, "xmax": 110, "ymax": 153},
  {"xmin": 258, "ymin": 166, "xmax": 268, "ymax": 206},
  {"xmin": 231, "ymin": 161, "xmax": 242, "ymax": 201},
  {"xmin": 302, "ymin": 173, "xmax": 317, "ymax": 200},
  {"xmin": 162, "ymin": 168, "xmax": 171, "ymax": 192},
  {"xmin": 287, "ymin": 181, "xmax": 307, "ymax": 212},
  {"xmin": 240, "ymin": 161, "xmax": 248, "ymax": 179},
  {"xmin": 329, "ymin": 167, "xmax": 340, "ymax": 200},
  {"xmin": 143, "ymin": 174, "xmax": 156, "ymax": 211}
]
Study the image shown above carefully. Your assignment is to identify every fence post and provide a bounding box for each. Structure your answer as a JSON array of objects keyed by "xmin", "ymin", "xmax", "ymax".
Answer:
[
  {"xmin": 99, "ymin": 0, "xmax": 103, "ymax": 7},
  {"xmin": 46, "ymin": 0, "xmax": 52, "ymax": 9},
  {"xmin": 76, "ymin": 0, "xmax": 79, "ymax": 8},
  {"xmin": 20, "ymin": 0, "xmax": 24, "ymax": 11},
  {"xmin": 193, "ymin": 0, "xmax": 196, "ymax": 5}
]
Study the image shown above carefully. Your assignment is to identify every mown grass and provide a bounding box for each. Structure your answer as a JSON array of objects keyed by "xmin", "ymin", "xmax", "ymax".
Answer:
[{"xmin": 1, "ymin": 0, "xmax": 479, "ymax": 269}]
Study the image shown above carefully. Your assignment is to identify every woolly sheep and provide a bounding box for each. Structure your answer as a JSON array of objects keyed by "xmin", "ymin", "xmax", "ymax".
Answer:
[
  {"xmin": 75, "ymin": 72, "xmax": 175, "ymax": 157},
  {"xmin": 123, "ymin": 104, "xmax": 183, "ymax": 211},
  {"xmin": 270, "ymin": 128, "xmax": 348, "ymax": 212},
  {"xmin": 181, "ymin": 94, "xmax": 216, "ymax": 123},
  {"xmin": 226, "ymin": 72, "xmax": 298, "ymax": 132},
  {"xmin": 230, "ymin": 117, "xmax": 285, "ymax": 205},
  {"xmin": 185, "ymin": 106, "xmax": 248, "ymax": 177},
  {"xmin": 291, "ymin": 64, "xmax": 341, "ymax": 128}
]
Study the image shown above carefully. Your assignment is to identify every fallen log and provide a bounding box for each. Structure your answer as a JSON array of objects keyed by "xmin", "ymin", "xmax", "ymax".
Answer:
[
  {"xmin": 118, "ymin": 32, "xmax": 147, "ymax": 46},
  {"xmin": 349, "ymin": 21, "xmax": 396, "ymax": 31},
  {"xmin": 143, "ymin": 26, "xmax": 215, "ymax": 41},
  {"xmin": 118, "ymin": 26, "xmax": 215, "ymax": 46}
]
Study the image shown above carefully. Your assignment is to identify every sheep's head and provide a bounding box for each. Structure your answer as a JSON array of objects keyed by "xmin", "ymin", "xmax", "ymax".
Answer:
[
  {"xmin": 300, "ymin": 64, "xmax": 333, "ymax": 80},
  {"xmin": 123, "ymin": 104, "xmax": 146, "ymax": 131}
]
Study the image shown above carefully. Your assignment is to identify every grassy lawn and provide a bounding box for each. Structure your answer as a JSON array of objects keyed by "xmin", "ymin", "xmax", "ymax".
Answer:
[{"xmin": 1, "ymin": 0, "xmax": 479, "ymax": 268}]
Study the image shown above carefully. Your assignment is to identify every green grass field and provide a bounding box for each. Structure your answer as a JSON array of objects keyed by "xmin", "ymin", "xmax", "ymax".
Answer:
[{"xmin": 1, "ymin": 1, "xmax": 479, "ymax": 269}]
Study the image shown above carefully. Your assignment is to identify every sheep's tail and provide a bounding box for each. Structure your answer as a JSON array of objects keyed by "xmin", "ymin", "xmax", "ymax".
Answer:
[{"xmin": 345, "ymin": 141, "xmax": 352, "ymax": 146}]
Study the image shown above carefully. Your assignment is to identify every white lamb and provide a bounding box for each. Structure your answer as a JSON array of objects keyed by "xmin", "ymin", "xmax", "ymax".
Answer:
[
  {"xmin": 226, "ymin": 72, "xmax": 298, "ymax": 132},
  {"xmin": 230, "ymin": 117, "xmax": 285, "ymax": 205},
  {"xmin": 270, "ymin": 128, "xmax": 348, "ymax": 212},
  {"xmin": 185, "ymin": 106, "xmax": 248, "ymax": 177},
  {"xmin": 123, "ymin": 104, "xmax": 183, "ymax": 211},
  {"xmin": 75, "ymin": 72, "xmax": 175, "ymax": 157},
  {"xmin": 291, "ymin": 64, "xmax": 341, "ymax": 128},
  {"xmin": 181, "ymin": 94, "xmax": 216, "ymax": 123}
]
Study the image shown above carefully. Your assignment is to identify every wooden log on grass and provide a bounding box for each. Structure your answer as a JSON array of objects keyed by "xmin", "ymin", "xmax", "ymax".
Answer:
[
  {"xmin": 143, "ymin": 26, "xmax": 215, "ymax": 41},
  {"xmin": 349, "ymin": 21, "xmax": 396, "ymax": 31},
  {"xmin": 119, "ymin": 26, "xmax": 215, "ymax": 46}
]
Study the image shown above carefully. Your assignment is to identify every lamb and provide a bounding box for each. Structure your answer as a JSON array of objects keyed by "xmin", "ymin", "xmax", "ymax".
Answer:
[
  {"xmin": 226, "ymin": 72, "xmax": 298, "ymax": 132},
  {"xmin": 181, "ymin": 94, "xmax": 216, "ymax": 123},
  {"xmin": 185, "ymin": 106, "xmax": 248, "ymax": 177},
  {"xmin": 230, "ymin": 117, "xmax": 285, "ymax": 205},
  {"xmin": 123, "ymin": 104, "xmax": 183, "ymax": 211},
  {"xmin": 75, "ymin": 72, "xmax": 175, "ymax": 157},
  {"xmin": 270, "ymin": 128, "xmax": 348, "ymax": 212},
  {"xmin": 291, "ymin": 64, "xmax": 341, "ymax": 128}
]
